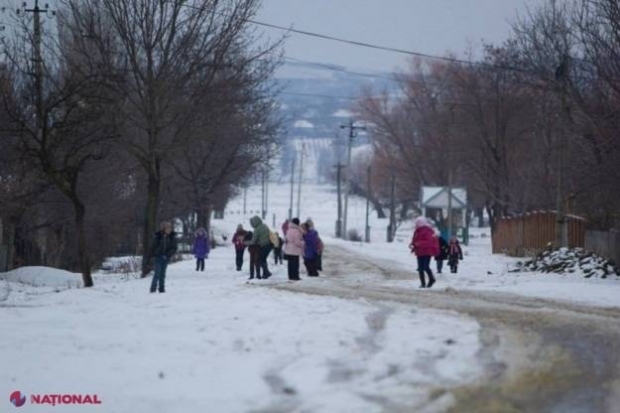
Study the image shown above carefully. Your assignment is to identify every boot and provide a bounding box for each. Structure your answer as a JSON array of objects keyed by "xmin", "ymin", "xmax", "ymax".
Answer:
[
  {"xmin": 427, "ymin": 273, "xmax": 436, "ymax": 288},
  {"xmin": 418, "ymin": 273, "xmax": 426, "ymax": 288}
]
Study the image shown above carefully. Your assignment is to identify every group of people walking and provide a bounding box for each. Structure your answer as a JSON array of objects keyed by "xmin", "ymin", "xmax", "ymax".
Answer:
[
  {"xmin": 149, "ymin": 214, "xmax": 463, "ymax": 293},
  {"xmin": 409, "ymin": 216, "xmax": 463, "ymax": 288},
  {"xmin": 232, "ymin": 216, "xmax": 323, "ymax": 281}
]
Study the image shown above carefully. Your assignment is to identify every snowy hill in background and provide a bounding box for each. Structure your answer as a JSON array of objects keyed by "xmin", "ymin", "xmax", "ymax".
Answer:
[
  {"xmin": 273, "ymin": 61, "xmax": 393, "ymax": 183},
  {"xmin": 217, "ymin": 183, "xmax": 395, "ymax": 241}
]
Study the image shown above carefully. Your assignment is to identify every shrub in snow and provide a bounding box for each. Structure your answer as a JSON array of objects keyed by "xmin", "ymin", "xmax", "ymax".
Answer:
[
  {"xmin": 347, "ymin": 229, "xmax": 362, "ymax": 242},
  {"xmin": 512, "ymin": 247, "xmax": 620, "ymax": 278}
]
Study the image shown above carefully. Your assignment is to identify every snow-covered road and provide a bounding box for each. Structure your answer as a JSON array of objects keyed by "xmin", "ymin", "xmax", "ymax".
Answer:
[
  {"xmin": 275, "ymin": 244, "xmax": 620, "ymax": 413},
  {"xmin": 1, "ymin": 248, "xmax": 482, "ymax": 413}
]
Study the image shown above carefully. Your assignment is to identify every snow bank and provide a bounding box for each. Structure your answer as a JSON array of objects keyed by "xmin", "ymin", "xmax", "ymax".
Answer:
[{"xmin": 0, "ymin": 266, "xmax": 83, "ymax": 288}]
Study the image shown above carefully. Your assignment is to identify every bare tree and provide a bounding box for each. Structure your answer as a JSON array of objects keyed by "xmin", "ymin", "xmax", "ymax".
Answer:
[
  {"xmin": 0, "ymin": 11, "xmax": 117, "ymax": 286},
  {"xmin": 64, "ymin": 0, "xmax": 281, "ymax": 274}
]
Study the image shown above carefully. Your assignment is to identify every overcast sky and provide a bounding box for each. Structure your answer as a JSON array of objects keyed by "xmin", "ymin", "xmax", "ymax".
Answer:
[{"xmin": 257, "ymin": 0, "xmax": 547, "ymax": 73}]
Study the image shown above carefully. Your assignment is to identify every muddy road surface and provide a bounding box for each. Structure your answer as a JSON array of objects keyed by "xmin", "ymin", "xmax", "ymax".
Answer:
[{"xmin": 272, "ymin": 245, "xmax": 620, "ymax": 413}]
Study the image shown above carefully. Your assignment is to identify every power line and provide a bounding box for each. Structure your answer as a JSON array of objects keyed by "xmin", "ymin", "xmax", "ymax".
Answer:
[
  {"xmin": 180, "ymin": 3, "xmax": 526, "ymax": 73},
  {"xmin": 283, "ymin": 57, "xmax": 397, "ymax": 82},
  {"xmin": 279, "ymin": 91, "xmax": 359, "ymax": 100},
  {"xmin": 249, "ymin": 18, "xmax": 490, "ymax": 68}
]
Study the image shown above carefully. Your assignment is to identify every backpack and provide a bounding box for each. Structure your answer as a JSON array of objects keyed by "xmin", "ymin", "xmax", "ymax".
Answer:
[{"xmin": 269, "ymin": 231, "xmax": 280, "ymax": 248}]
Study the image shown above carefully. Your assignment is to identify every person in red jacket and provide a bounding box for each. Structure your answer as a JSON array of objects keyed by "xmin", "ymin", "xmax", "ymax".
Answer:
[{"xmin": 409, "ymin": 216, "xmax": 439, "ymax": 288}]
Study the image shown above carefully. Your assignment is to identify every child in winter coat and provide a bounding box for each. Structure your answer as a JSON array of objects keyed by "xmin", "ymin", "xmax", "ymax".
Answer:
[
  {"xmin": 232, "ymin": 224, "xmax": 247, "ymax": 271},
  {"xmin": 410, "ymin": 217, "xmax": 439, "ymax": 288},
  {"xmin": 284, "ymin": 218, "xmax": 305, "ymax": 281},
  {"xmin": 435, "ymin": 236, "xmax": 449, "ymax": 274},
  {"xmin": 245, "ymin": 231, "xmax": 261, "ymax": 279},
  {"xmin": 273, "ymin": 232, "xmax": 284, "ymax": 265},
  {"xmin": 301, "ymin": 222, "xmax": 320, "ymax": 276},
  {"xmin": 448, "ymin": 236, "xmax": 464, "ymax": 273},
  {"xmin": 306, "ymin": 218, "xmax": 323, "ymax": 271},
  {"xmin": 193, "ymin": 227, "xmax": 210, "ymax": 272}
]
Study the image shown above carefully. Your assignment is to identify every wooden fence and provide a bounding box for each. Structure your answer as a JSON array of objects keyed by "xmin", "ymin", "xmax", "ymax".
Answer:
[
  {"xmin": 585, "ymin": 230, "xmax": 620, "ymax": 265},
  {"xmin": 492, "ymin": 212, "xmax": 586, "ymax": 257}
]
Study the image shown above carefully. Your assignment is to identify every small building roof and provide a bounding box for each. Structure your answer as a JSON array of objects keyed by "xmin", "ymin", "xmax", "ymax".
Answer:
[{"xmin": 421, "ymin": 186, "xmax": 467, "ymax": 209}]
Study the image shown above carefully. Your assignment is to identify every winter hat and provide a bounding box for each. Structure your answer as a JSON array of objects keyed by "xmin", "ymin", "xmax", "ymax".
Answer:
[
  {"xmin": 414, "ymin": 216, "xmax": 431, "ymax": 228},
  {"xmin": 292, "ymin": 218, "xmax": 300, "ymax": 225},
  {"xmin": 195, "ymin": 227, "xmax": 207, "ymax": 237},
  {"xmin": 237, "ymin": 224, "xmax": 244, "ymax": 231}
]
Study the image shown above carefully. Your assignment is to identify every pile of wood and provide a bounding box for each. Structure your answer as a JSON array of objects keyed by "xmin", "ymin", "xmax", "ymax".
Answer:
[{"xmin": 513, "ymin": 247, "xmax": 620, "ymax": 278}]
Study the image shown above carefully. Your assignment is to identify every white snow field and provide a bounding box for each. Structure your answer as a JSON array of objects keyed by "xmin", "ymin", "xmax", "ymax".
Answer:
[
  {"xmin": 1, "ymin": 249, "xmax": 481, "ymax": 413},
  {"xmin": 2, "ymin": 182, "xmax": 620, "ymax": 412}
]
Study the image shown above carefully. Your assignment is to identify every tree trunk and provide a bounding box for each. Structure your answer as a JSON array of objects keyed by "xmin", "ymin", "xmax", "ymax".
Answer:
[
  {"xmin": 476, "ymin": 207, "xmax": 484, "ymax": 228},
  {"xmin": 196, "ymin": 204, "xmax": 213, "ymax": 231},
  {"xmin": 7, "ymin": 222, "xmax": 15, "ymax": 271},
  {"xmin": 73, "ymin": 199, "xmax": 94, "ymax": 287},
  {"xmin": 141, "ymin": 162, "xmax": 160, "ymax": 277}
]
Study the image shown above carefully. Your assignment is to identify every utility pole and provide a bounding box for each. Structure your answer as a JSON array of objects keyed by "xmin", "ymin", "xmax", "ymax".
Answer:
[
  {"xmin": 388, "ymin": 172, "xmax": 396, "ymax": 242},
  {"xmin": 296, "ymin": 144, "xmax": 305, "ymax": 218},
  {"xmin": 265, "ymin": 168, "xmax": 269, "ymax": 220},
  {"xmin": 555, "ymin": 58, "xmax": 570, "ymax": 248},
  {"xmin": 365, "ymin": 165, "xmax": 371, "ymax": 243},
  {"xmin": 20, "ymin": 1, "xmax": 52, "ymax": 142},
  {"xmin": 334, "ymin": 162, "xmax": 344, "ymax": 238},
  {"xmin": 340, "ymin": 120, "xmax": 366, "ymax": 240},
  {"xmin": 261, "ymin": 169, "xmax": 266, "ymax": 220},
  {"xmin": 447, "ymin": 169, "xmax": 453, "ymax": 238},
  {"xmin": 289, "ymin": 157, "xmax": 295, "ymax": 220}
]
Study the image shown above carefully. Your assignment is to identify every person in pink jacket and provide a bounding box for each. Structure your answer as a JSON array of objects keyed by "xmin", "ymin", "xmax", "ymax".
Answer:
[
  {"xmin": 283, "ymin": 218, "xmax": 305, "ymax": 281},
  {"xmin": 409, "ymin": 216, "xmax": 440, "ymax": 288}
]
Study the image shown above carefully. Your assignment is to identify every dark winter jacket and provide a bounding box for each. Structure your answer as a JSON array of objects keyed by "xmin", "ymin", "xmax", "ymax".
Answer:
[
  {"xmin": 193, "ymin": 228, "xmax": 210, "ymax": 259},
  {"xmin": 411, "ymin": 226, "xmax": 439, "ymax": 257},
  {"xmin": 247, "ymin": 216, "xmax": 271, "ymax": 247},
  {"xmin": 448, "ymin": 238, "xmax": 463, "ymax": 264},
  {"xmin": 435, "ymin": 237, "xmax": 449, "ymax": 261},
  {"xmin": 303, "ymin": 229, "xmax": 320, "ymax": 259},
  {"xmin": 152, "ymin": 231, "xmax": 178, "ymax": 259}
]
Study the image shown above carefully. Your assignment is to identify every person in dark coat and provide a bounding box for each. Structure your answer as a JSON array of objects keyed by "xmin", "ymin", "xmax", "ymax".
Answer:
[
  {"xmin": 244, "ymin": 230, "xmax": 261, "ymax": 279},
  {"xmin": 409, "ymin": 217, "xmax": 439, "ymax": 288},
  {"xmin": 273, "ymin": 232, "xmax": 284, "ymax": 265},
  {"xmin": 150, "ymin": 221, "xmax": 178, "ymax": 293},
  {"xmin": 306, "ymin": 218, "xmax": 323, "ymax": 271},
  {"xmin": 448, "ymin": 236, "xmax": 464, "ymax": 273},
  {"xmin": 435, "ymin": 236, "xmax": 449, "ymax": 274},
  {"xmin": 193, "ymin": 227, "xmax": 210, "ymax": 272},
  {"xmin": 232, "ymin": 224, "xmax": 247, "ymax": 271},
  {"xmin": 302, "ymin": 223, "xmax": 320, "ymax": 276}
]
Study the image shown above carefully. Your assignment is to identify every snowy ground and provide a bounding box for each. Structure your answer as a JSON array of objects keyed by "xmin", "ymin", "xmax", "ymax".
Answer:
[
  {"xmin": 217, "ymin": 183, "xmax": 620, "ymax": 309},
  {"xmin": 2, "ymin": 182, "xmax": 620, "ymax": 412},
  {"xmin": 1, "ymin": 248, "xmax": 481, "ymax": 413}
]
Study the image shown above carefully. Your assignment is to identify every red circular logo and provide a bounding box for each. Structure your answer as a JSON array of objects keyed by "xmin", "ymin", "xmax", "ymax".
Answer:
[{"xmin": 10, "ymin": 391, "xmax": 26, "ymax": 407}]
